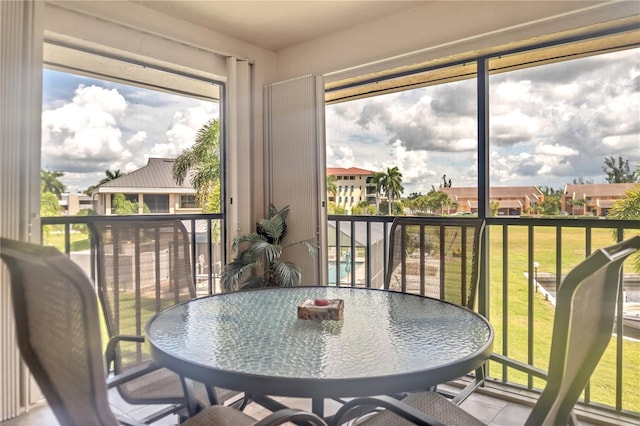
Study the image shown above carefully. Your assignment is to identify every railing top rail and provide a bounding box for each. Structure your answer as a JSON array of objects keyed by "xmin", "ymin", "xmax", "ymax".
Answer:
[
  {"xmin": 485, "ymin": 216, "xmax": 640, "ymax": 229},
  {"xmin": 328, "ymin": 214, "xmax": 639, "ymax": 230},
  {"xmin": 41, "ymin": 213, "xmax": 223, "ymax": 225}
]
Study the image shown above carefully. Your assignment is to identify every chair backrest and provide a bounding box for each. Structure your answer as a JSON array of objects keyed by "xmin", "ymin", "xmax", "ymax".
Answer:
[
  {"xmin": 526, "ymin": 235, "xmax": 640, "ymax": 426},
  {"xmin": 89, "ymin": 219, "xmax": 196, "ymax": 373},
  {"xmin": 0, "ymin": 238, "xmax": 118, "ymax": 426},
  {"xmin": 385, "ymin": 217, "xmax": 485, "ymax": 309}
]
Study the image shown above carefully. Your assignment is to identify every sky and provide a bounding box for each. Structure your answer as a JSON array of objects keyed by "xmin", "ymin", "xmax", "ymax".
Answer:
[
  {"xmin": 42, "ymin": 70, "xmax": 218, "ymax": 193},
  {"xmin": 326, "ymin": 47, "xmax": 640, "ymax": 194},
  {"xmin": 42, "ymin": 47, "xmax": 639, "ymax": 196}
]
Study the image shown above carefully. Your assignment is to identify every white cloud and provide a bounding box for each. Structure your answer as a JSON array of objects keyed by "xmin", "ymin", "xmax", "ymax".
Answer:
[
  {"xmin": 126, "ymin": 131, "xmax": 147, "ymax": 152},
  {"xmin": 490, "ymin": 109, "xmax": 541, "ymax": 145},
  {"xmin": 42, "ymin": 85, "xmax": 129, "ymax": 165},
  {"xmin": 166, "ymin": 101, "xmax": 218, "ymax": 150},
  {"xmin": 535, "ymin": 144, "xmax": 579, "ymax": 157}
]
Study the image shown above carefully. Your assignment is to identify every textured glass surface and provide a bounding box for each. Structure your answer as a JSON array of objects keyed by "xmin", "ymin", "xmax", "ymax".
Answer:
[{"xmin": 147, "ymin": 287, "xmax": 491, "ymax": 379}]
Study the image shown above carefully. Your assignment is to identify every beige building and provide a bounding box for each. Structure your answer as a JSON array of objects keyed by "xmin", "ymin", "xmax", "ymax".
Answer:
[
  {"xmin": 442, "ymin": 186, "xmax": 544, "ymax": 216},
  {"xmin": 327, "ymin": 167, "xmax": 376, "ymax": 214},
  {"xmin": 92, "ymin": 158, "xmax": 200, "ymax": 215},
  {"xmin": 59, "ymin": 192, "xmax": 93, "ymax": 216},
  {"xmin": 563, "ymin": 183, "xmax": 636, "ymax": 216}
]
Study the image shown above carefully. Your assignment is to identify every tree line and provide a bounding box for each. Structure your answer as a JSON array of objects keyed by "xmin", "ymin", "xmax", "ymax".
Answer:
[{"xmin": 326, "ymin": 156, "xmax": 639, "ymax": 217}]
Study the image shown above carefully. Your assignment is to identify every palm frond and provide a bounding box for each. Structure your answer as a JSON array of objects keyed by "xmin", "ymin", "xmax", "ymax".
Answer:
[
  {"xmin": 270, "ymin": 261, "xmax": 302, "ymax": 287},
  {"xmin": 272, "ymin": 204, "xmax": 290, "ymax": 222},
  {"xmin": 267, "ymin": 202, "xmax": 280, "ymax": 219},
  {"xmin": 245, "ymin": 240, "xmax": 282, "ymax": 264},
  {"xmin": 258, "ymin": 214, "xmax": 286, "ymax": 241},
  {"xmin": 232, "ymin": 233, "xmax": 266, "ymax": 251},
  {"xmin": 221, "ymin": 257, "xmax": 256, "ymax": 292},
  {"xmin": 173, "ymin": 148, "xmax": 195, "ymax": 185}
]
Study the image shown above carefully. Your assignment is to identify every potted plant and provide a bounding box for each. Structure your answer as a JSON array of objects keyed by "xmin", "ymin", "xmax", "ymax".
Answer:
[{"xmin": 221, "ymin": 203, "xmax": 318, "ymax": 292}]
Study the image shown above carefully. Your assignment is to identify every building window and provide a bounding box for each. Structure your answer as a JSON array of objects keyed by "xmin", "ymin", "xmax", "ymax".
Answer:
[
  {"xmin": 111, "ymin": 193, "xmax": 138, "ymax": 205},
  {"xmin": 144, "ymin": 194, "xmax": 169, "ymax": 213},
  {"xmin": 180, "ymin": 195, "xmax": 198, "ymax": 208}
]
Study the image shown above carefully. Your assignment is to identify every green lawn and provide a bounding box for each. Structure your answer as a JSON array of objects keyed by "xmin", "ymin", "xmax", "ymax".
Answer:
[
  {"xmin": 42, "ymin": 228, "xmax": 91, "ymax": 252},
  {"xmin": 487, "ymin": 226, "xmax": 639, "ymax": 411}
]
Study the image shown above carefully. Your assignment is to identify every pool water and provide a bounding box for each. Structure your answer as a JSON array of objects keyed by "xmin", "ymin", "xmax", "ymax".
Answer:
[{"xmin": 328, "ymin": 261, "xmax": 361, "ymax": 284}]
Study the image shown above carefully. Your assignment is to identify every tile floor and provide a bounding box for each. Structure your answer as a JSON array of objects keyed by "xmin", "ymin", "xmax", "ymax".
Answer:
[{"xmin": 0, "ymin": 383, "xmax": 635, "ymax": 426}]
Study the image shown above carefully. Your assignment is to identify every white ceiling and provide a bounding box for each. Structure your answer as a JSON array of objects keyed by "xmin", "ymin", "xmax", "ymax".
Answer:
[{"xmin": 134, "ymin": 1, "xmax": 426, "ymax": 51}]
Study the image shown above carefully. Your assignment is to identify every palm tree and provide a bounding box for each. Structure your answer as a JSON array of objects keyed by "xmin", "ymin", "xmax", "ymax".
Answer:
[
  {"xmin": 609, "ymin": 184, "xmax": 640, "ymax": 271},
  {"xmin": 40, "ymin": 169, "xmax": 66, "ymax": 199},
  {"xmin": 372, "ymin": 172, "xmax": 386, "ymax": 213},
  {"xmin": 326, "ymin": 174, "xmax": 337, "ymax": 200},
  {"xmin": 173, "ymin": 118, "xmax": 221, "ymax": 213},
  {"xmin": 378, "ymin": 167, "xmax": 404, "ymax": 215},
  {"xmin": 85, "ymin": 169, "xmax": 124, "ymax": 195},
  {"xmin": 100, "ymin": 169, "xmax": 123, "ymax": 184}
]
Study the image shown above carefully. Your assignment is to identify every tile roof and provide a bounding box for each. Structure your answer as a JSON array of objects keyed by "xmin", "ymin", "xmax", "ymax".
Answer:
[
  {"xmin": 564, "ymin": 183, "xmax": 636, "ymax": 197},
  {"xmin": 442, "ymin": 186, "xmax": 543, "ymax": 201},
  {"xmin": 327, "ymin": 167, "xmax": 375, "ymax": 176},
  {"xmin": 94, "ymin": 158, "xmax": 195, "ymax": 193}
]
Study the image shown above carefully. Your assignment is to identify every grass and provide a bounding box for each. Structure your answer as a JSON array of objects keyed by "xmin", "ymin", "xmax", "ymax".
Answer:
[
  {"xmin": 43, "ymin": 226, "xmax": 639, "ymax": 412},
  {"xmin": 42, "ymin": 227, "xmax": 91, "ymax": 252},
  {"xmin": 487, "ymin": 225, "xmax": 640, "ymax": 412}
]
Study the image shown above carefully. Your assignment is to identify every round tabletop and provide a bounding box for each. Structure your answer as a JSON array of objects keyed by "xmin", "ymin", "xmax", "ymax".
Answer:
[{"xmin": 146, "ymin": 286, "xmax": 494, "ymax": 399}]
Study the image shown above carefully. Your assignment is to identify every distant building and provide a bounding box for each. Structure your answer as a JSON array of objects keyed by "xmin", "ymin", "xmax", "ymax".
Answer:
[
  {"xmin": 327, "ymin": 167, "xmax": 376, "ymax": 214},
  {"xmin": 441, "ymin": 186, "xmax": 544, "ymax": 216},
  {"xmin": 92, "ymin": 158, "xmax": 199, "ymax": 215},
  {"xmin": 563, "ymin": 183, "xmax": 636, "ymax": 216},
  {"xmin": 59, "ymin": 193, "xmax": 94, "ymax": 216}
]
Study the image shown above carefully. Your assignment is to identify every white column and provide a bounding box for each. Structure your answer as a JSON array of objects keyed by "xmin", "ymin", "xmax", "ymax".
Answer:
[{"xmin": 225, "ymin": 57, "xmax": 253, "ymax": 259}]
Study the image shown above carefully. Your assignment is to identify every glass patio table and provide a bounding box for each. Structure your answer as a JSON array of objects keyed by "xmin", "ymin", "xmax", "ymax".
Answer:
[{"xmin": 146, "ymin": 286, "xmax": 494, "ymax": 417}]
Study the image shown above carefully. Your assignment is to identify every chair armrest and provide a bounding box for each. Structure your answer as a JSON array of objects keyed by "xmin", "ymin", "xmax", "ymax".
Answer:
[
  {"xmin": 254, "ymin": 408, "xmax": 328, "ymax": 426},
  {"xmin": 106, "ymin": 359, "xmax": 163, "ymax": 388},
  {"xmin": 489, "ymin": 353, "xmax": 548, "ymax": 380},
  {"xmin": 489, "ymin": 354, "xmax": 579, "ymax": 425},
  {"xmin": 105, "ymin": 334, "xmax": 145, "ymax": 373},
  {"xmin": 330, "ymin": 395, "xmax": 444, "ymax": 426}
]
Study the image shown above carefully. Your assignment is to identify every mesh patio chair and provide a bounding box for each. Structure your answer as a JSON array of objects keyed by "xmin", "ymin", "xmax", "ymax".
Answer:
[
  {"xmin": 385, "ymin": 217, "xmax": 486, "ymax": 403},
  {"xmin": 89, "ymin": 219, "xmax": 244, "ymax": 421},
  {"xmin": 332, "ymin": 235, "xmax": 640, "ymax": 426},
  {"xmin": 385, "ymin": 217, "xmax": 485, "ymax": 309},
  {"xmin": 0, "ymin": 237, "xmax": 327, "ymax": 426}
]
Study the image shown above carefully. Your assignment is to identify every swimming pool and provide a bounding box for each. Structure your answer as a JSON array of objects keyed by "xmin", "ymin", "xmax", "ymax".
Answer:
[{"xmin": 327, "ymin": 261, "xmax": 362, "ymax": 284}]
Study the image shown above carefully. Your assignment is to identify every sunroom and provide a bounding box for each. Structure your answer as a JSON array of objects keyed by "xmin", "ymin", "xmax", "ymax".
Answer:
[{"xmin": 1, "ymin": 1, "xmax": 639, "ymax": 424}]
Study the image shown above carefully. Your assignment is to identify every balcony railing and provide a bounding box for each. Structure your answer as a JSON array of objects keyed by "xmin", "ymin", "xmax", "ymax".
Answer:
[
  {"xmin": 41, "ymin": 213, "xmax": 225, "ymax": 295},
  {"xmin": 41, "ymin": 213, "xmax": 640, "ymax": 422}
]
